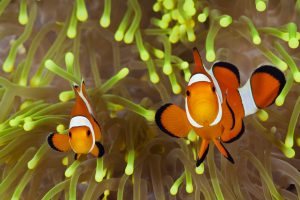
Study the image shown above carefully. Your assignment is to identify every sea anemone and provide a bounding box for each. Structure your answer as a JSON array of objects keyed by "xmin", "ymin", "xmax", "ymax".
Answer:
[{"xmin": 0, "ymin": 0, "xmax": 299, "ymax": 199}]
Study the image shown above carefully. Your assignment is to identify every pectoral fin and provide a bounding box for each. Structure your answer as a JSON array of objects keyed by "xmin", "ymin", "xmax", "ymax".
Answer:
[
  {"xmin": 221, "ymin": 98, "xmax": 245, "ymax": 143},
  {"xmin": 47, "ymin": 132, "xmax": 71, "ymax": 152},
  {"xmin": 213, "ymin": 139, "xmax": 234, "ymax": 164},
  {"xmin": 90, "ymin": 142, "xmax": 105, "ymax": 158},
  {"xmin": 221, "ymin": 120, "xmax": 245, "ymax": 143},
  {"xmin": 155, "ymin": 103, "xmax": 191, "ymax": 138},
  {"xmin": 74, "ymin": 153, "xmax": 82, "ymax": 160}
]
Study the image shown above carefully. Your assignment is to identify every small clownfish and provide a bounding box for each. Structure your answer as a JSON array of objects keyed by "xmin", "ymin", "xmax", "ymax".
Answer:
[
  {"xmin": 155, "ymin": 48, "xmax": 286, "ymax": 166},
  {"xmin": 47, "ymin": 81, "xmax": 104, "ymax": 160}
]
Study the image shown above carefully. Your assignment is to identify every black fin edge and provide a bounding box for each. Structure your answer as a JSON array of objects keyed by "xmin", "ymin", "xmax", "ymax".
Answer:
[
  {"xmin": 47, "ymin": 132, "xmax": 62, "ymax": 152},
  {"xmin": 73, "ymin": 84, "xmax": 79, "ymax": 89},
  {"xmin": 220, "ymin": 142, "xmax": 235, "ymax": 164},
  {"xmin": 253, "ymin": 65, "xmax": 286, "ymax": 107},
  {"xmin": 223, "ymin": 121, "xmax": 245, "ymax": 144},
  {"xmin": 155, "ymin": 103, "xmax": 179, "ymax": 138},
  {"xmin": 213, "ymin": 62, "xmax": 240, "ymax": 84},
  {"xmin": 196, "ymin": 144, "xmax": 209, "ymax": 167},
  {"xmin": 226, "ymin": 99, "xmax": 236, "ymax": 130},
  {"xmin": 92, "ymin": 115, "xmax": 101, "ymax": 130},
  {"xmin": 95, "ymin": 142, "xmax": 105, "ymax": 157}
]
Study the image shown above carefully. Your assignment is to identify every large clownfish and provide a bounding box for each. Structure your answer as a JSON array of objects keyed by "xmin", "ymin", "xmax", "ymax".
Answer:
[
  {"xmin": 155, "ymin": 48, "xmax": 286, "ymax": 166},
  {"xmin": 47, "ymin": 81, "xmax": 104, "ymax": 160}
]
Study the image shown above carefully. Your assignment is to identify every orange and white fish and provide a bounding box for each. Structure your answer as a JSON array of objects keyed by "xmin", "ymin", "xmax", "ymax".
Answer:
[
  {"xmin": 155, "ymin": 48, "xmax": 286, "ymax": 166},
  {"xmin": 48, "ymin": 81, "xmax": 104, "ymax": 160}
]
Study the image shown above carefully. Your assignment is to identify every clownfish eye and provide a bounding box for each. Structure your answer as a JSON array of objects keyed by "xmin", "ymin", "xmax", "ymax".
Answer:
[
  {"xmin": 212, "ymin": 86, "xmax": 216, "ymax": 92},
  {"xmin": 186, "ymin": 90, "xmax": 190, "ymax": 96},
  {"xmin": 87, "ymin": 130, "xmax": 91, "ymax": 137},
  {"xmin": 68, "ymin": 132, "xmax": 72, "ymax": 138}
]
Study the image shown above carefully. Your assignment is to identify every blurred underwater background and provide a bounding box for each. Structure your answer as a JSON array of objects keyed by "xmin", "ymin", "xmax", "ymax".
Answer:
[{"xmin": 0, "ymin": 0, "xmax": 299, "ymax": 199}]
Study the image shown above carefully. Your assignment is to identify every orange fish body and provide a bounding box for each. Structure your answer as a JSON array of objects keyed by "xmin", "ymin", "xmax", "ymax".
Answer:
[
  {"xmin": 48, "ymin": 81, "xmax": 104, "ymax": 160},
  {"xmin": 155, "ymin": 48, "xmax": 285, "ymax": 166}
]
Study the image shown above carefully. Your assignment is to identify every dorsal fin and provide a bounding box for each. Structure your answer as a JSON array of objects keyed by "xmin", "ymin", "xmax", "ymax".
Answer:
[
  {"xmin": 72, "ymin": 83, "xmax": 92, "ymax": 117},
  {"xmin": 212, "ymin": 62, "xmax": 240, "ymax": 89},
  {"xmin": 80, "ymin": 80, "xmax": 94, "ymax": 115},
  {"xmin": 192, "ymin": 48, "xmax": 210, "ymax": 78}
]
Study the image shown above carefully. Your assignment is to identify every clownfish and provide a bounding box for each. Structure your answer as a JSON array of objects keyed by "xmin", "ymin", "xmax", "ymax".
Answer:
[
  {"xmin": 155, "ymin": 48, "xmax": 286, "ymax": 166},
  {"xmin": 47, "ymin": 81, "xmax": 104, "ymax": 160}
]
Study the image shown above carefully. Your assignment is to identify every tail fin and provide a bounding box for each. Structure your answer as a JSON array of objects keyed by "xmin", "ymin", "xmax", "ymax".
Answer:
[{"xmin": 239, "ymin": 65, "xmax": 286, "ymax": 116}]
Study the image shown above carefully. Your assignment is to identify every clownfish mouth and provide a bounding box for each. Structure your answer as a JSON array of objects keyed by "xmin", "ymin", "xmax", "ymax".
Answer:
[{"xmin": 69, "ymin": 140, "xmax": 90, "ymax": 154}]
